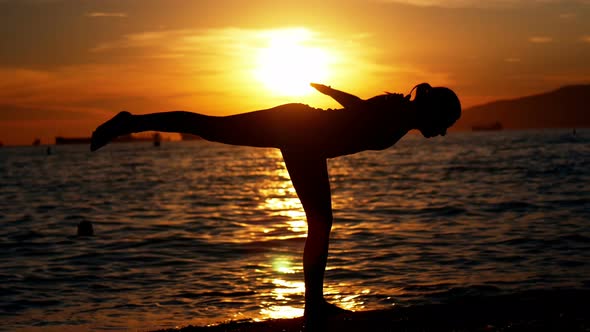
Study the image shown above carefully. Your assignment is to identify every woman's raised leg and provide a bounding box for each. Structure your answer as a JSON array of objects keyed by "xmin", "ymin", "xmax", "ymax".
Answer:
[
  {"xmin": 90, "ymin": 104, "xmax": 316, "ymax": 152},
  {"xmin": 281, "ymin": 151, "xmax": 349, "ymax": 325}
]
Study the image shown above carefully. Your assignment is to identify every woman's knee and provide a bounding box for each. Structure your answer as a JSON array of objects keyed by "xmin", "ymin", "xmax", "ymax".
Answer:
[{"xmin": 306, "ymin": 212, "xmax": 333, "ymax": 232}]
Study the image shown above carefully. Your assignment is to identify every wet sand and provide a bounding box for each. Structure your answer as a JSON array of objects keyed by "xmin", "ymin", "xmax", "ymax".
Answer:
[{"xmin": 154, "ymin": 289, "xmax": 588, "ymax": 332}]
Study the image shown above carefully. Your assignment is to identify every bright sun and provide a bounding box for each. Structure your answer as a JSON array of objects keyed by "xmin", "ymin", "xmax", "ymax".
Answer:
[{"xmin": 255, "ymin": 29, "xmax": 331, "ymax": 97}]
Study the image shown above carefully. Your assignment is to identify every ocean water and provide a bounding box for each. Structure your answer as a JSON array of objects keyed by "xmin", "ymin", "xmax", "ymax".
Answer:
[{"xmin": 1, "ymin": 130, "xmax": 589, "ymax": 331}]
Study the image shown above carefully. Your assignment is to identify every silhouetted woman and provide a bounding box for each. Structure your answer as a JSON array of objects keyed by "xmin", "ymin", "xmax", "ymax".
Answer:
[{"xmin": 90, "ymin": 82, "xmax": 461, "ymax": 325}]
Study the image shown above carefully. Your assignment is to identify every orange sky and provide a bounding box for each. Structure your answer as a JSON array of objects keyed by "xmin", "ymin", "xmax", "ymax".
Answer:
[{"xmin": 1, "ymin": 0, "xmax": 589, "ymax": 145}]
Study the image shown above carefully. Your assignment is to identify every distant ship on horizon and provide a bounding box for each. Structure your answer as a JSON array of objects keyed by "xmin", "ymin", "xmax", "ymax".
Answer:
[
  {"xmin": 55, "ymin": 133, "xmax": 162, "ymax": 145},
  {"xmin": 55, "ymin": 136, "xmax": 92, "ymax": 145},
  {"xmin": 472, "ymin": 122, "xmax": 503, "ymax": 131}
]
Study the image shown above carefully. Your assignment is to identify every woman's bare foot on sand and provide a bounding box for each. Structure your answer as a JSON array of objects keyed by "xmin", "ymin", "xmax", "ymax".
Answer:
[
  {"xmin": 90, "ymin": 111, "xmax": 133, "ymax": 152},
  {"xmin": 304, "ymin": 300, "xmax": 352, "ymax": 330}
]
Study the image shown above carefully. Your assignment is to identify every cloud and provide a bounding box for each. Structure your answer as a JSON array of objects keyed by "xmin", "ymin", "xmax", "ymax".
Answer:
[
  {"xmin": 0, "ymin": 104, "xmax": 91, "ymax": 121},
  {"xmin": 0, "ymin": 0, "xmax": 62, "ymax": 3},
  {"xmin": 86, "ymin": 12, "xmax": 127, "ymax": 18},
  {"xmin": 86, "ymin": 27, "xmax": 392, "ymax": 85},
  {"xmin": 2, "ymin": 28, "xmax": 364, "ymax": 113},
  {"xmin": 89, "ymin": 27, "xmax": 353, "ymax": 68},
  {"xmin": 90, "ymin": 29, "xmax": 190, "ymax": 52},
  {"xmin": 375, "ymin": 0, "xmax": 588, "ymax": 8},
  {"xmin": 529, "ymin": 36, "xmax": 553, "ymax": 43},
  {"xmin": 505, "ymin": 57, "xmax": 521, "ymax": 63},
  {"xmin": 86, "ymin": 26, "xmax": 459, "ymax": 102},
  {"xmin": 0, "ymin": 65, "xmax": 175, "ymax": 112},
  {"xmin": 559, "ymin": 12, "xmax": 576, "ymax": 19}
]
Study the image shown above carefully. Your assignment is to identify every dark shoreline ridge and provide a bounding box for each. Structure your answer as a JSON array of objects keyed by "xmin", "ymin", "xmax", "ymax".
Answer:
[
  {"xmin": 456, "ymin": 84, "xmax": 590, "ymax": 130},
  {"xmin": 154, "ymin": 289, "xmax": 589, "ymax": 332}
]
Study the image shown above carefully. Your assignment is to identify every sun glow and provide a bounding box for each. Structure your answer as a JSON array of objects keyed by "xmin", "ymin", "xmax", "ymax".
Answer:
[{"xmin": 255, "ymin": 28, "xmax": 331, "ymax": 96}]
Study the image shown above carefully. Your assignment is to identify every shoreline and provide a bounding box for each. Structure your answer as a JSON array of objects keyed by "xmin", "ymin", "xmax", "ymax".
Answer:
[{"xmin": 154, "ymin": 289, "xmax": 588, "ymax": 332}]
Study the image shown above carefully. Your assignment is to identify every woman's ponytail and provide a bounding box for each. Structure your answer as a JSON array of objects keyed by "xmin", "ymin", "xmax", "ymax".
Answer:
[{"xmin": 405, "ymin": 83, "xmax": 432, "ymax": 101}]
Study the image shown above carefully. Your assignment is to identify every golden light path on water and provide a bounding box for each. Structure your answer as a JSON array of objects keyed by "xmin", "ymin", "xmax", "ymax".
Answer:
[{"xmin": 252, "ymin": 150, "xmax": 368, "ymax": 320}]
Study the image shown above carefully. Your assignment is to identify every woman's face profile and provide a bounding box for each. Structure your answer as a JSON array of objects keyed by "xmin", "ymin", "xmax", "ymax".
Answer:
[
  {"xmin": 415, "ymin": 102, "xmax": 451, "ymax": 138},
  {"xmin": 418, "ymin": 122, "xmax": 448, "ymax": 138},
  {"xmin": 414, "ymin": 87, "xmax": 460, "ymax": 138}
]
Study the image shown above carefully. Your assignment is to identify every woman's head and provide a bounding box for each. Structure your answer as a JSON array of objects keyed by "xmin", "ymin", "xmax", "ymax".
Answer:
[{"xmin": 409, "ymin": 83, "xmax": 461, "ymax": 138}]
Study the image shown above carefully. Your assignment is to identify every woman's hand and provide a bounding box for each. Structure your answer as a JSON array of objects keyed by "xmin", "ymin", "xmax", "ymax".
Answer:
[{"xmin": 310, "ymin": 83, "xmax": 333, "ymax": 95}]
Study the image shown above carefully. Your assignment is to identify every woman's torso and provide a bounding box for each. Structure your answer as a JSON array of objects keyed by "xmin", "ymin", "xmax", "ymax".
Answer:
[{"xmin": 273, "ymin": 96, "xmax": 410, "ymax": 158}]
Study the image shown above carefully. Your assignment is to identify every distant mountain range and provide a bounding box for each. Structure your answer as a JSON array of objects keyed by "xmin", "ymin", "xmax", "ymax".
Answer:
[{"xmin": 454, "ymin": 85, "xmax": 590, "ymax": 130}]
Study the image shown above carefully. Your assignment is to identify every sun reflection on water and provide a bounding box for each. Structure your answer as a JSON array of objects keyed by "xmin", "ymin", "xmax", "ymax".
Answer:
[
  {"xmin": 258, "ymin": 278, "xmax": 306, "ymax": 320},
  {"xmin": 248, "ymin": 150, "xmax": 308, "ymax": 320},
  {"xmin": 257, "ymin": 267, "xmax": 306, "ymax": 320},
  {"xmin": 257, "ymin": 150, "xmax": 307, "ymax": 236},
  {"xmin": 272, "ymin": 257, "xmax": 298, "ymax": 274},
  {"xmin": 262, "ymin": 197, "xmax": 307, "ymax": 233},
  {"xmin": 328, "ymin": 287, "xmax": 371, "ymax": 311}
]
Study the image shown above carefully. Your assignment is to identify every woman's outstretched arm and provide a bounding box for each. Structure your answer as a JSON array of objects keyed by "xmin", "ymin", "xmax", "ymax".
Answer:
[{"xmin": 310, "ymin": 83, "xmax": 363, "ymax": 110}]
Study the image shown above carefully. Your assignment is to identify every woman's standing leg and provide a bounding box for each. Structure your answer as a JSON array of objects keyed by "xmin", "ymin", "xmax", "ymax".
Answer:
[{"xmin": 281, "ymin": 151, "xmax": 347, "ymax": 325}]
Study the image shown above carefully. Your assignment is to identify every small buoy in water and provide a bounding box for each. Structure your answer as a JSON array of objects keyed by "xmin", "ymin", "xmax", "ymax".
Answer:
[
  {"xmin": 153, "ymin": 132, "xmax": 161, "ymax": 147},
  {"xmin": 77, "ymin": 220, "xmax": 94, "ymax": 236}
]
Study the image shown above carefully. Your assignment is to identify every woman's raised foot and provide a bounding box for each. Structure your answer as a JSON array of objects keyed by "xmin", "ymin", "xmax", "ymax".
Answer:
[{"xmin": 90, "ymin": 111, "xmax": 133, "ymax": 151}]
